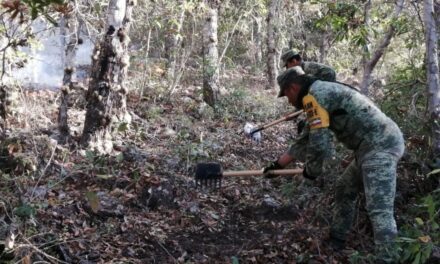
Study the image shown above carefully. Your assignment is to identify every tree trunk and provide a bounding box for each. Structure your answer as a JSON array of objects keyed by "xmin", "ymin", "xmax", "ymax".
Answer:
[
  {"xmin": 81, "ymin": 0, "xmax": 135, "ymax": 153},
  {"xmin": 318, "ymin": 31, "xmax": 329, "ymax": 63},
  {"xmin": 58, "ymin": 1, "xmax": 79, "ymax": 143},
  {"xmin": 253, "ymin": 16, "xmax": 262, "ymax": 64},
  {"xmin": 266, "ymin": 0, "xmax": 279, "ymax": 90},
  {"xmin": 360, "ymin": 0, "xmax": 372, "ymax": 69},
  {"xmin": 165, "ymin": 0, "xmax": 185, "ymax": 81},
  {"xmin": 0, "ymin": 84, "xmax": 6, "ymax": 138},
  {"xmin": 359, "ymin": 0, "xmax": 405, "ymax": 95},
  {"xmin": 424, "ymin": 0, "xmax": 440, "ymax": 157},
  {"xmin": 202, "ymin": 1, "xmax": 219, "ymax": 108}
]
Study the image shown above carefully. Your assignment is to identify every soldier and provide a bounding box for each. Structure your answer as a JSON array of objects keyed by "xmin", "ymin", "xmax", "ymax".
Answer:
[
  {"xmin": 280, "ymin": 49, "xmax": 336, "ymax": 82},
  {"xmin": 264, "ymin": 66, "xmax": 405, "ymax": 263}
]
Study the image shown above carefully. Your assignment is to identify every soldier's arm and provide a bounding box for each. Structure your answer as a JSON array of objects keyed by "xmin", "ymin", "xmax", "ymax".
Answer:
[
  {"xmin": 301, "ymin": 94, "xmax": 333, "ymax": 178},
  {"xmin": 304, "ymin": 128, "xmax": 333, "ymax": 177},
  {"xmin": 287, "ymin": 124, "xmax": 309, "ymax": 161}
]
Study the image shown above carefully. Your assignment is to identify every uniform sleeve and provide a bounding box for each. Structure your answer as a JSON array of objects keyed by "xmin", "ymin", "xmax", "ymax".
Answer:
[
  {"xmin": 305, "ymin": 128, "xmax": 334, "ymax": 177},
  {"xmin": 287, "ymin": 124, "xmax": 309, "ymax": 161},
  {"xmin": 302, "ymin": 94, "xmax": 334, "ymax": 178}
]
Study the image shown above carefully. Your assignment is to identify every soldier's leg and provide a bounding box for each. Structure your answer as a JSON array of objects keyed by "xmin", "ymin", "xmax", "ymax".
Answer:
[
  {"xmin": 361, "ymin": 152, "xmax": 400, "ymax": 261},
  {"xmin": 330, "ymin": 160, "xmax": 363, "ymax": 241}
]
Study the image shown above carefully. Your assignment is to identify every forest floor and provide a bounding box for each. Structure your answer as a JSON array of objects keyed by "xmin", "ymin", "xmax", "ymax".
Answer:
[{"xmin": 0, "ymin": 69, "xmax": 439, "ymax": 263}]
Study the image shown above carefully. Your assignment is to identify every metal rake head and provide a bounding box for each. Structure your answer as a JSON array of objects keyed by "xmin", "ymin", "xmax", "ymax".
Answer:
[{"xmin": 195, "ymin": 162, "xmax": 223, "ymax": 188}]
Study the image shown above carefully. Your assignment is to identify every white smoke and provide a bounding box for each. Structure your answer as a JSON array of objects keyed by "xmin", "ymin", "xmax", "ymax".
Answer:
[{"xmin": 11, "ymin": 18, "xmax": 93, "ymax": 90}]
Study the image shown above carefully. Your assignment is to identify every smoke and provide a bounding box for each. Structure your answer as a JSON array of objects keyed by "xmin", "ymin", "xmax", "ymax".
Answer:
[{"xmin": 11, "ymin": 19, "xmax": 93, "ymax": 90}]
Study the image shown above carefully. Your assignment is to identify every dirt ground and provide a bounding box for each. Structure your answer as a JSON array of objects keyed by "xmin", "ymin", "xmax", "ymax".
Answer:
[{"xmin": 0, "ymin": 81, "xmax": 433, "ymax": 263}]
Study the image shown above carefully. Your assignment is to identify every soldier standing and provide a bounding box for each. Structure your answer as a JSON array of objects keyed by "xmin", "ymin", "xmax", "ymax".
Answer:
[
  {"xmin": 264, "ymin": 66, "xmax": 405, "ymax": 263},
  {"xmin": 280, "ymin": 49, "xmax": 336, "ymax": 82}
]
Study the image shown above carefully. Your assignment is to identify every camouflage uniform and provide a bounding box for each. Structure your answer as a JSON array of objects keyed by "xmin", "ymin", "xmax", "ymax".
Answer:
[
  {"xmin": 280, "ymin": 49, "xmax": 336, "ymax": 82},
  {"xmin": 301, "ymin": 61, "xmax": 336, "ymax": 82},
  {"xmin": 287, "ymin": 80, "xmax": 405, "ymax": 259}
]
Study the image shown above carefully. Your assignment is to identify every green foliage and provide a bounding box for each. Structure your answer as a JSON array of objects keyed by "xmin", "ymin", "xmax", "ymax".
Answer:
[
  {"xmin": 281, "ymin": 182, "xmax": 297, "ymax": 197},
  {"xmin": 397, "ymin": 190, "xmax": 440, "ymax": 264},
  {"xmin": 77, "ymin": 150, "xmax": 114, "ymax": 176},
  {"xmin": 348, "ymin": 251, "xmax": 375, "ymax": 264},
  {"xmin": 22, "ymin": 0, "xmax": 65, "ymax": 21},
  {"xmin": 380, "ymin": 65, "xmax": 427, "ymax": 154},
  {"xmin": 312, "ymin": 1, "xmax": 361, "ymax": 42},
  {"xmin": 14, "ymin": 203, "xmax": 36, "ymax": 218}
]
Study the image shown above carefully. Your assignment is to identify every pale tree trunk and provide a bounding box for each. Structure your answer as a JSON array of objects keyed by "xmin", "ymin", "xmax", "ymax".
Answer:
[
  {"xmin": 253, "ymin": 16, "xmax": 262, "ymax": 64},
  {"xmin": 360, "ymin": 0, "xmax": 405, "ymax": 95},
  {"xmin": 266, "ymin": 0, "xmax": 279, "ymax": 90},
  {"xmin": 0, "ymin": 84, "xmax": 5, "ymax": 138},
  {"xmin": 58, "ymin": 1, "xmax": 79, "ymax": 143},
  {"xmin": 318, "ymin": 31, "xmax": 329, "ymax": 63},
  {"xmin": 360, "ymin": 0, "xmax": 372, "ymax": 68},
  {"xmin": 202, "ymin": 0, "xmax": 219, "ymax": 108},
  {"xmin": 165, "ymin": 0, "xmax": 185, "ymax": 81},
  {"xmin": 424, "ymin": 0, "xmax": 440, "ymax": 157},
  {"xmin": 435, "ymin": 2, "xmax": 440, "ymax": 68},
  {"xmin": 81, "ymin": 0, "xmax": 135, "ymax": 153}
]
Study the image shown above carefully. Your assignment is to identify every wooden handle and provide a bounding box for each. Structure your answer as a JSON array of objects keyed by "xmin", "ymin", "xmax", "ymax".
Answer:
[
  {"xmin": 251, "ymin": 110, "xmax": 303, "ymax": 134},
  {"xmin": 222, "ymin": 168, "xmax": 303, "ymax": 177}
]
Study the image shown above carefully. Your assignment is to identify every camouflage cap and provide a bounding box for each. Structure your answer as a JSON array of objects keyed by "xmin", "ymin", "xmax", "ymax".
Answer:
[
  {"xmin": 281, "ymin": 49, "xmax": 300, "ymax": 67},
  {"xmin": 277, "ymin": 66, "xmax": 305, "ymax": 97}
]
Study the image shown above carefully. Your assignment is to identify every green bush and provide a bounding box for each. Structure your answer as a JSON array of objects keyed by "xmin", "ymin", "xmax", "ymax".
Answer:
[{"xmin": 397, "ymin": 190, "xmax": 440, "ymax": 264}]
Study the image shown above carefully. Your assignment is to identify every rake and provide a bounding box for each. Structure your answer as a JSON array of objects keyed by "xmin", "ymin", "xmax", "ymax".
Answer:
[{"xmin": 194, "ymin": 162, "xmax": 303, "ymax": 188}]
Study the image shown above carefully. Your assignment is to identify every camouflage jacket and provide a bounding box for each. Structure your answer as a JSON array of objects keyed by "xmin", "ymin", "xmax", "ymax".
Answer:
[
  {"xmin": 302, "ymin": 61, "xmax": 336, "ymax": 82},
  {"xmin": 288, "ymin": 80, "xmax": 404, "ymax": 177}
]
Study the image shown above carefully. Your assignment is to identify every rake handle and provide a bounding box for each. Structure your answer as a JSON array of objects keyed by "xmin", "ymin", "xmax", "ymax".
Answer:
[
  {"xmin": 222, "ymin": 168, "xmax": 303, "ymax": 177},
  {"xmin": 250, "ymin": 110, "xmax": 304, "ymax": 135}
]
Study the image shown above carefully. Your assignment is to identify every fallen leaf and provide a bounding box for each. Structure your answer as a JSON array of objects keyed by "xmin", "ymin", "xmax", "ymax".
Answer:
[
  {"xmin": 418, "ymin": 235, "xmax": 431, "ymax": 243},
  {"xmin": 86, "ymin": 191, "xmax": 100, "ymax": 213}
]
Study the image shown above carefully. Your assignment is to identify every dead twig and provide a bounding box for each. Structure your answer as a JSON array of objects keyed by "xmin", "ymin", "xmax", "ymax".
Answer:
[
  {"xmin": 30, "ymin": 142, "xmax": 57, "ymax": 202},
  {"xmin": 15, "ymin": 239, "xmax": 69, "ymax": 264},
  {"xmin": 157, "ymin": 241, "xmax": 177, "ymax": 263}
]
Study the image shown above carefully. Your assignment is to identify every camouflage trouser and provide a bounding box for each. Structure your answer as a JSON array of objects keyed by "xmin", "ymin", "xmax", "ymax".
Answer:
[{"xmin": 330, "ymin": 150, "xmax": 403, "ymax": 246}]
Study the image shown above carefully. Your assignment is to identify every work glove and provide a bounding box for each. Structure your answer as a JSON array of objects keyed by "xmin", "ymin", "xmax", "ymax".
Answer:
[
  {"xmin": 302, "ymin": 167, "xmax": 317, "ymax": 180},
  {"xmin": 297, "ymin": 120, "xmax": 306, "ymax": 135},
  {"xmin": 263, "ymin": 161, "xmax": 283, "ymax": 178}
]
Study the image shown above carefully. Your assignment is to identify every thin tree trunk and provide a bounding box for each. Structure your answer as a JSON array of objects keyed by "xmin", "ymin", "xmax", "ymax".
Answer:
[
  {"xmin": 360, "ymin": 0, "xmax": 405, "ymax": 95},
  {"xmin": 266, "ymin": 0, "xmax": 279, "ymax": 90},
  {"xmin": 360, "ymin": 0, "xmax": 372, "ymax": 68},
  {"xmin": 169, "ymin": 15, "xmax": 196, "ymax": 95},
  {"xmin": 166, "ymin": 0, "xmax": 185, "ymax": 81},
  {"xmin": 0, "ymin": 84, "xmax": 6, "ymax": 138},
  {"xmin": 318, "ymin": 31, "xmax": 329, "ymax": 63},
  {"xmin": 58, "ymin": 1, "xmax": 79, "ymax": 143},
  {"xmin": 424, "ymin": 0, "xmax": 440, "ymax": 156},
  {"xmin": 435, "ymin": 2, "xmax": 440, "ymax": 70},
  {"xmin": 253, "ymin": 16, "xmax": 262, "ymax": 64},
  {"xmin": 202, "ymin": 1, "xmax": 219, "ymax": 108},
  {"xmin": 81, "ymin": 0, "xmax": 135, "ymax": 152}
]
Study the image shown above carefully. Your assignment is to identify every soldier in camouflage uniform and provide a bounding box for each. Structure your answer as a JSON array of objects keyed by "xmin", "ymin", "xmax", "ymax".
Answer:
[
  {"xmin": 264, "ymin": 66, "xmax": 405, "ymax": 262},
  {"xmin": 281, "ymin": 49, "xmax": 336, "ymax": 82}
]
